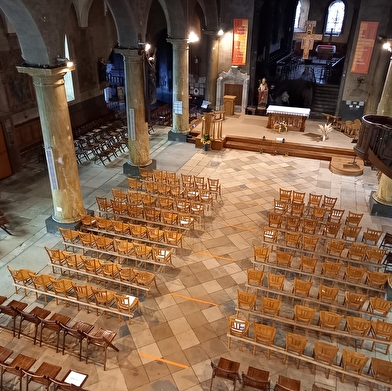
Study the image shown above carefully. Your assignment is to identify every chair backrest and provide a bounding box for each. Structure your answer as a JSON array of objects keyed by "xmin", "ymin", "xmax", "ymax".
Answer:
[
  {"xmin": 307, "ymin": 193, "xmax": 322, "ymax": 207},
  {"xmin": 311, "ymin": 206, "xmax": 328, "ymax": 220},
  {"xmin": 291, "ymin": 202, "xmax": 305, "ymax": 216},
  {"xmin": 318, "ymin": 284, "xmax": 339, "ymax": 303},
  {"xmin": 319, "ymin": 310, "xmax": 344, "ymax": 329},
  {"xmin": 292, "ymin": 191, "xmax": 306, "ymax": 203},
  {"xmin": 367, "ymin": 270, "xmax": 388, "ymax": 287},
  {"xmin": 328, "ymin": 208, "xmax": 345, "ymax": 223},
  {"xmin": 322, "ymin": 260, "xmax": 342, "ymax": 277},
  {"xmin": 228, "ymin": 317, "xmax": 250, "ymax": 337},
  {"xmin": 326, "ymin": 239, "xmax": 346, "ymax": 256},
  {"xmin": 346, "ymin": 316, "xmax": 371, "ymax": 334},
  {"xmin": 342, "ymin": 225, "xmax": 362, "ymax": 241},
  {"xmin": 345, "ymin": 211, "xmax": 363, "ymax": 226},
  {"xmin": 299, "ymin": 255, "xmax": 318, "ymax": 272},
  {"xmin": 323, "ymin": 221, "xmax": 341, "ymax": 238},
  {"xmin": 365, "ymin": 247, "xmax": 387, "ymax": 264},
  {"xmin": 262, "ymin": 227, "xmax": 278, "ymax": 243},
  {"xmin": 237, "ymin": 291, "xmax": 256, "ymax": 309},
  {"xmin": 362, "ymin": 228, "xmax": 383, "ymax": 245},
  {"xmin": 254, "ymin": 246, "xmax": 270, "ymax": 261},
  {"xmin": 261, "ymin": 297, "xmax": 281, "ymax": 315},
  {"xmin": 269, "ymin": 212, "xmax": 283, "ymax": 228},
  {"xmin": 268, "ymin": 273, "xmax": 285, "ymax": 290},
  {"xmin": 7, "ymin": 266, "xmax": 35, "ymax": 284},
  {"xmin": 293, "ymin": 278, "xmax": 312, "ymax": 296},
  {"xmin": 285, "ymin": 216, "xmax": 300, "ymax": 231},
  {"xmin": 276, "ymin": 250, "xmax": 293, "ymax": 266},
  {"xmin": 253, "ymin": 323, "xmax": 276, "ymax": 343},
  {"xmin": 344, "ymin": 291, "xmax": 368, "ymax": 309},
  {"xmin": 285, "ymin": 231, "xmax": 301, "ymax": 247},
  {"xmin": 301, "ymin": 235, "xmax": 319, "ymax": 251},
  {"xmin": 277, "ymin": 375, "xmax": 301, "ymax": 391},
  {"xmin": 242, "ymin": 366, "xmax": 270, "ymax": 391},
  {"xmin": 279, "ymin": 189, "xmax": 292, "ymax": 202},
  {"xmin": 285, "ymin": 332, "xmax": 308, "ymax": 355},
  {"xmin": 369, "ymin": 296, "xmax": 392, "ymax": 315},
  {"xmin": 344, "ymin": 265, "xmax": 366, "ymax": 282},
  {"xmin": 314, "ymin": 341, "xmax": 338, "ymax": 364},
  {"xmin": 370, "ymin": 357, "xmax": 392, "ymax": 382},
  {"xmin": 293, "ymin": 305, "xmax": 316, "ymax": 324},
  {"xmin": 321, "ymin": 195, "xmax": 337, "ymax": 210},
  {"xmin": 302, "ymin": 218, "xmax": 318, "ymax": 234},
  {"xmin": 247, "ymin": 269, "xmax": 264, "ymax": 286},
  {"xmin": 72, "ymin": 284, "xmax": 93, "ymax": 300},
  {"xmin": 273, "ymin": 199, "xmax": 288, "ymax": 214},
  {"xmin": 347, "ymin": 242, "xmax": 368, "ymax": 260},
  {"xmin": 341, "ymin": 349, "xmax": 368, "ymax": 372}
]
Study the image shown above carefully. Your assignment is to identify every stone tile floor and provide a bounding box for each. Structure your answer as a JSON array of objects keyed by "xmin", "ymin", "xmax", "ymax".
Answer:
[{"xmin": 0, "ymin": 116, "xmax": 392, "ymax": 391}]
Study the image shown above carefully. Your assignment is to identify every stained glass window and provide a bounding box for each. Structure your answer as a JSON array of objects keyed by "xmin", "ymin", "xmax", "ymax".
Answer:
[{"xmin": 325, "ymin": 1, "xmax": 345, "ymax": 35}]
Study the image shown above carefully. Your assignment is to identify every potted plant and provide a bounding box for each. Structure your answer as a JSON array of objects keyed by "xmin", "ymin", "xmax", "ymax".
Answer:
[{"xmin": 202, "ymin": 134, "xmax": 211, "ymax": 151}]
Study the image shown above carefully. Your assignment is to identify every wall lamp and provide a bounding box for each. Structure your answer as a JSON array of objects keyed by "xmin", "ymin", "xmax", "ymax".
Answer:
[
  {"xmin": 378, "ymin": 36, "xmax": 392, "ymax": 52},
  {"xmin": 56, "ymin": 56, "xmax": 73, "ymax": 67}
]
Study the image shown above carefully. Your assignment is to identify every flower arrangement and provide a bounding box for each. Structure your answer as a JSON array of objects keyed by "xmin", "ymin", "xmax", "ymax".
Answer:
[
  {"xmin": 318, "ymin": 123, "xmax": 333, "ymax": 140},
  {"xmin": 279, "ymin": 121, "xmax": 287, "ymax": 133},
  {"xmin": 201, "ymin": 134, "xmax": 211, "ymax": 145}
]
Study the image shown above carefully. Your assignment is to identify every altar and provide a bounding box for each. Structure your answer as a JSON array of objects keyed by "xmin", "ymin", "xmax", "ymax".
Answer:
[{"xmin": 266, "ymin": 105, "xmax": 311, "ymax": 132}]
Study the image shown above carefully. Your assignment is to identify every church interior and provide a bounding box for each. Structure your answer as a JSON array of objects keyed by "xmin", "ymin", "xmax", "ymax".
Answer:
[{"xmin": 1, "ymin": 0, "xmax": 392, "ymax": 390}]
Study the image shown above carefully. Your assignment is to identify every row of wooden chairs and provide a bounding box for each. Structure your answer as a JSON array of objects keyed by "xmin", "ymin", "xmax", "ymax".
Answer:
[
  {"xmin": 253, "ymin": 248, "xmax": 388, "ymax": 291},
  {"xmin": 81, "ymin": 216, "xmax": 183, "ymax": 248},
  {"xmin": 236, "ymin": 291, "xmax": 392, "ymax": 353},
  {"xmin": 228, "ymin": 320, "xmax": 391, "ymax": 389},
  {"xmin": 44, "ymin": 248, "xmax": 159, "ymax": 295},
  {"xmin": 8, "ymin": 267, "xmax": 141, "ymax": 323},
  {"xmin": 95, "ymin": 197, "xmax": 196, "ymax": 229},
  {"xmin": 243, "ymin": 274, "xmax": 392, "ymax": 317},
  {"xmin": 58, "ymin": 229, "xmax": 174, "ymax": 270}
]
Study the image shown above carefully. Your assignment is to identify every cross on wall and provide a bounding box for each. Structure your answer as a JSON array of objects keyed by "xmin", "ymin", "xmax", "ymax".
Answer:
[{"xmin": 295, "ymin": 20, "xmax": 323, "ymax": 59}]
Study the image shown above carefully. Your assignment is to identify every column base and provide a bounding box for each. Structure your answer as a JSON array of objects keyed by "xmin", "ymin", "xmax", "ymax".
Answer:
[
  {"xmin": 45, "ymin": 209, "xmax": 94, "ymax": 234},
  {"xmin": 168, "ymin": 130, "xmax": 188, "ymax": 142},
  {"xmin": 123, "ymin": 160, "xmax": 156, "ymax": 177},
  {"xmin": 369, "ymin": 191, "xmax": 392, "ymax": 217}
]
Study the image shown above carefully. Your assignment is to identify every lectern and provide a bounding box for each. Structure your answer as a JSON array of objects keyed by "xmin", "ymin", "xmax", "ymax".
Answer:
[{"xmin": 223, "ymin": 95, "xmax": 236, "ymax": 116}]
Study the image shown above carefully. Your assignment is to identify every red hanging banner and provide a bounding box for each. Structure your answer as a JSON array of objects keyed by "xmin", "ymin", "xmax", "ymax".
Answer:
[{"xmin": 232, "ymin": 18, "xmax": 248, "ymax": 66}]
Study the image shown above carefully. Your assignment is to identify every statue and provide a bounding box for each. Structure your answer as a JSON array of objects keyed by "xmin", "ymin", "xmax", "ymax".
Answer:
[
  {"xmin": 98, "ymin": 57, "xmax": 107, "ymax": 83},
  {"xmin": 258, "ymin": 78, "xmax": 268, "ymax": 107}
]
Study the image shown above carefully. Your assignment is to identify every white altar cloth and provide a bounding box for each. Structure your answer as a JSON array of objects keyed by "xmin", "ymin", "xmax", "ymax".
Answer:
[{"xmin": 267, "ymin": 105, "xmax": 311, "ymax": 117}]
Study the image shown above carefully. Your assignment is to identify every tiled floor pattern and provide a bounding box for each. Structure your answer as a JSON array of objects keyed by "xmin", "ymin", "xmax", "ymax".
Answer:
[{"xmin": 0, "ymin": 117, "xmax": 392, "ymax": 391}]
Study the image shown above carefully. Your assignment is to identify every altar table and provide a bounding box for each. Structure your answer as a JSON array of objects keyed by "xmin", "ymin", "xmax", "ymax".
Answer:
[{"xmin": 266, "ymin": 105, "xmax": 311, "ymax": 132}]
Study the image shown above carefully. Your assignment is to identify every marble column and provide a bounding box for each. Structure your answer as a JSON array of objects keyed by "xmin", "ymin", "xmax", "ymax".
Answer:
[
  {"xmin": 374, "ymin": 55, "xmax": 392, "ymax": 209},
  {"xmin": 115, "ymin": 48, "xmax": 152, "ymax": 174},
  {"xmin": 17, "ymin": 65, "xmax": 86, "ymax": 225},
  {"xmin": 167, "ymin": 39, "xmax": 189, "ymax": 141},
  {"xmin": 205, "ymin": 35, "xmax": 219, "ymax": 109}
]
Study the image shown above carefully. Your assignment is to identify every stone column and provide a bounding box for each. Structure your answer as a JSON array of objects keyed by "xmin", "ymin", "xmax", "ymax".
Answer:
[
  {"xmin": 17, "ymin": 65, "xmax": 86, "ymax": 226},
  {"xmin": 205, "ymin": 35, "xmax": 219, "ymax": 108},
  {"xmin": 115, "ymin": 49, "xmax": 152, "ymax": 175},
  {"xmin": 373, "ymin": 55, "xmax": 392, "ymax": 210},
  {"xmin": 167, "ymin": 39, "xmax": 189, "ymax": 141}
]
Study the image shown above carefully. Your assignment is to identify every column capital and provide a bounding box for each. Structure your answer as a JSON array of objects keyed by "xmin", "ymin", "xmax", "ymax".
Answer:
[
  {"xmin": 167, "ymin": 38, "xmax": 189, "ymax": 50},
  {"xmin": 17, "ymin": 65, "xmax": 74, "ymax": 84},
  {"xmin": 114, "ymin": 47, "xmax": 143, "ymax": 62}
]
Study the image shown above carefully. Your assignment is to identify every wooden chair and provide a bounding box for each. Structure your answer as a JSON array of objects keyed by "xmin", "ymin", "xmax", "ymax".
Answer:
[
  {"xmin": 110, "ymin": 200, "xmax": 128, "ymax": 215},
  {"xmin": 0, "ymin": 354, "xmax": 36, "ymax": 391},
  {"xmin": 246, "ymin": 269, "xmax": 264, "ymax": 290},
  {"xmin": 134, "ymin": 270, "xmax": 159, "ymax": 297},
  {"xmin": 95, "ymin": 196, "xmax": 113, "ymax": 216},
  {"xmin": 323, "ymin": 221, "xmax": 341, "ymax": 238},
  {"xmin": 175, "ymin": 198, "xmax": 191, "ymax": 213},
  {"xmin": 366, "ymin": 270, "xmax": 388, "ymax": 288},
  {"xmin": 152, "ymin": 247, "xmax": 173, "ymax": 271},
  {"xmin": 84, "ymin": 327, "xmax": 119, "ymax": 370},
  {"xmin": 39, "ymin": 313, "xmax": 71, "ymax": 352},
  {"xmin": 344, "ymin": 211, "xmax": 363, "ymax": 226},
  {"xmin": 342, "ymin": 225, "xmax": 362, "ymax": 242},
  {"xmin": 362, "ymin": 228, "xmax": 383, "ymax": 245},
  {"xmin": 71, "ymin": 283, "xmax": 95, "ymax": 313},
  {"xmin": 114, "ymin": 294, "xmax": 140, "ymax": 321},
  {"xmin": 301, "ymin": 234, "xmax": 319, "ymax": 253},
  {"xmin": 321, "ymin": 260, "xmax": 342, "ymax": 279},
  {"xmin": 143, "ymin": 206, "xmax": 161, "ymax": 222},
  {"xmin": 190, "ymin": 200, "xmax": 204, "ymax": 218},
  {"xmin": 64, "ymin": 254, "xmax": 85, "ymax": 279},
  {"xmin": 340, "ymin": 349, "xmax": 368, "ymax": 386},
  {"xmin": 276, "ymin": 375, "xmax": 301, "ymax": 391},
  {"xmin": 126, "ymin": 176, "xmax": 143, "ymax": 191},
  {"xmin": 58, "ymin": 228, "xmax": 80, "ymax": 251},
  {"xmin": 129, "ymin": 223, "xmax": 147, "ymax": 238},
  {"xmin": 293, "ymin": 278, "xmax": 312, "ymax": 300},
  {"xmin": 285, "ymin": 216, "xmax": 300, "ymax": 231},
  {"xmin": 78, "ymin": 232, "xmax": 97, "ymax": 255},
  {"xmin": 92, "ymin": 288, "xmax": 116, "ymax": 317},
  {"xmin": 178, "ymin": 213, "xmax": 195, "ymax": 229},
  {"xmin": 299, "ymin": 255, "xmax": 318, "ymax": 275},
  {"xmin": 141, "ymin": 193, "xmax": 158, "ymax": 207},
  {"xmin": 7, "ymin": 266, "xmax": 35, "ymax": 296},
  {"xmin": 17, "ymin": 306, "xmax": 51, "ymax": 345},
  {"xmin": 311, "ymin": 206, "xmax": 328, "ymax": 221},
  {"xmin": 321, "ymin": 195, "xmax": 337, "ymax": 210},
  {"xmin": 227, "ymin": 317, "xmax": 250, "ymax": 350},
  {"xmin": 162, "ymin": 210, "xmax": 179, "ymax": 225},
  {"xmin": 319, "ymin": 310, "xmax": 344, "ymax": 332},
  {"xmin": 328, "ymin": 208, "xmax": 345, "ymax": 223},
  {"xmin": 369, "ymin": 357, "xmax": 392, "ymax": 391},
  {"xmin": 292, "ymin": 191, "xmax": 306, "ymax": 204},
  {"xmin": 241, "ymin": 366, "xmax": 270, "ymax": 391},
  {"xmin": 199, "ymin": 188, "xmax": 214, "ymax": 210},
  {"xmin": 156, "ymin": 182, "xmax": 171, "ymax": 197},
  {"xmin": 253, "ymin": 323, "xmax": 276, "ymax": 358},
  {"xmin": 110, "ymin": 220, "xmax": 129, "ymax": 235},
  {"xmin": 83, "ymin": 258, "xmax": 103, "ymax": 281},
  {"xmin": 285, "ymin": 231, "xmax": 301, "ymax": 251},
  {"xmin": 127, "ymin": 190, "xmax": 143, "ymax": 206},
  {"xmin": 207, "ymin": 178, "xmax": 222, "ymax": 199},
  {"xmin": 267, "ymin": 273, "xmax": 285, "ymax": 294},
  {"xmin": 30, "ymin": 274, "xmax": 53, "ymax": 301},
  {"xmin": 345, "ymin": 316, "xmax": 371, "ymax": 348},
  {"xmin": 118, "ymin": 267, "xmax": 138, "ymax": 291},
  {"xmin": 326, "ymin": 239, "xmax": 346, "ymax": 257},
  {"xmin": 370, "ymin": 320, "xmax": 392, "ymax": 354},
  {"xmin": 343, "ymin": 291, "xmax": 368, "ymax": 311},
  {"xmin": 276, "ymin": 249, "xmax": 293, "ymax": 270},
  {"xmin": 318, "ymin": 284, "xmax": 339, "ymax": 304},
  {"xmin": 134, "ymin": 243, "xmax": 153, "ymax": 267},
  {"xmin": 237, "ymin": 291, "xmax": 256, "ymax": 318},
  {"xmin": 210, "ymin": 357, "xmax": 240, "ymax": 391},
  {"xmin": 312, "ymin": 341, "xmax": 338, "ymax": 379},
  {"xmin": 273, "ymin": 199, "xmax": 288, "ymax": 214},
  {"xmin": 146, "ymin": 225, "xmax": 166, "ymax": 243},
  {"xmin": 343, "ymin": 265, "xmax": 366, "ymax": 284},
  {"xmin": 253, "ymin": 245, "xmax": 270, "ymax": 264},
  {"xmin": 301, "ymin": 218, "xmax": 318, "ymax": 235},
  {"xmin": 181, "ymin": 173, "xmax": 194, "ymax": 187},
  {"xmin": 368, "ymin": 296, "xmax": 392, "ymax": 317},
  {"xmin": 111, "ymin": 188, "xmax": 128, "ymax": 203},
  {"xmin": 114, "ymin": 238, "xmax": 134, "ymax": 259},
  {"xmin": 284, "ymin": 333, "xmax": 308, "ymax": 369},
  {"xmin": 261, "ymin": 297, "xmax": 281, "ymax": 319},
  {"xmin": 380, "ymin": 232, "xmax": 392, "ymax": 251},
  {"xmin": 0, "ymin": 301, "xmax": 28, "ymax": 337},
  {"xmin": 290, "ymin": 202, "xmax": 305, "ymax": 217},
  {"xmin": 164, "ymin": 229, "xmax": 183, "ymax": 247},
  {"xmin": 157, "ymin": 195, "xmax": 174, "ymax": 210},
  {"xmin": 45, "ymin": 247, "xmax": 70, "ymax": 273},
  {"xmin": 293, "ymin": 305, "xmax": 316, "ymax": 329},
  {"xmin": 365, "ymin": 246, "xmax": 386, "ymax": 264},
  {"xmin": 347, "ymin": 242, "xmax": 367, "ymax": 261},
  {"xmin": 269, "ymin": 212, "xmax": 283, "ymax": 228},
  {"xmin": 166, "ymin": 171, "xmax": 179, "ymax": 185},
  {"xmin": 48, "ymin": 277, "xmax": 74, "ymax": 305},
  {"xmin": 279, "ymin": 189, "xmax": 292, "ymax": 202},
  {"xmin": 81, "ymin": 214, "xmax": 96, "ymax": 228},
  {"xmin": 262, "ymin": 227, "xmax": 278, "ymax": 244},
  {"xmin": 194, "ymin": 175, "xmax": 207, "ymax": 189},
  {"xmin": 307, "ymin": 193, "xmax": 323, "ymax": 210},
  {"xmin": 23, "ymin": 362, "xmax": 62, "ymax": 391},
  {"xmin": 127, "ymin": 204, "xmax": 143, "ymax": 218},
  {"xmin": 102, "ymin": 263, "xmax": 121, "ymax": 283},
  {"xmin": 153, "ymin": 169, "xmax": 166, "ymax": 182}
]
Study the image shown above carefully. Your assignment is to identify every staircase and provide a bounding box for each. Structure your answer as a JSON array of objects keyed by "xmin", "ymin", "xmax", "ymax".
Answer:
[{"xmin": 311, "ymin": 84, "xmax": 340, "ymax": 120}]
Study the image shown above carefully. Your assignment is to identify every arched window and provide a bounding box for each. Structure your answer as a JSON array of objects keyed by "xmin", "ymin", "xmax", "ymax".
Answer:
[
  {"xmin": 325, "ymin": 0, "xmax": 345, "ymax": 36},
  {"xmin": 294, "ymin": 1, "xmax": 301, "ymax": 29}
]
